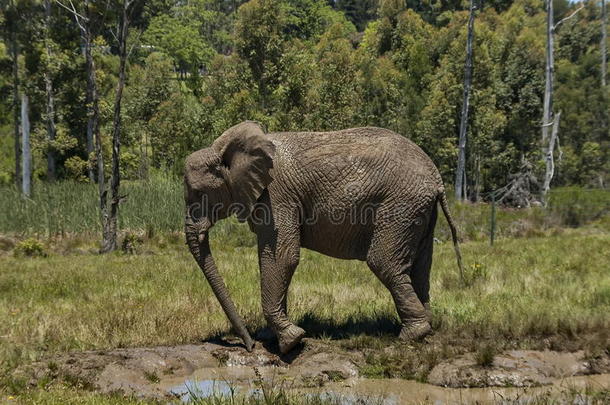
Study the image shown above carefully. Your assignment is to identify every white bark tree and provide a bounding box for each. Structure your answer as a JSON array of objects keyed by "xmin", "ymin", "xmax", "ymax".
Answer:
[
  {"xmin": 21, "ymin": 93, "xmax": 31, "ymax": 197},
  {"xmin": 541, "ymin": 1, "xmax": 583, "ymax": 205}
]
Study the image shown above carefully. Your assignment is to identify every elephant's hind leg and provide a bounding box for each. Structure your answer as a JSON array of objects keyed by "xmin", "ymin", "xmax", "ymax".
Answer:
[
  {"xmin": 366, "ymin": 227, "xmax": 431, "ymax": 341},
  {"xmin": 258, "ymin": 232, "xmax": 305, "ymax": 354},
  {"xmin": 411, "ymin": 206, "xmax": 437, "ymax": 322}
]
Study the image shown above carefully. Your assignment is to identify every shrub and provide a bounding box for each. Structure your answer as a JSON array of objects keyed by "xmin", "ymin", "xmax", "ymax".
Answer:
[
  {"xmin": 475, "ymin": 343, "xmax": 496, "ymax": 368},
  {"xmin": 121, "ymin": 232, "xmax": 143, "ymax": 254},
  {"xmin": 63, "ymin": 156, "xmax": 89, "ymax": 182},
  {"xmin": 13, "ymin": 238, "xmax": 47, "ymax": 258}
]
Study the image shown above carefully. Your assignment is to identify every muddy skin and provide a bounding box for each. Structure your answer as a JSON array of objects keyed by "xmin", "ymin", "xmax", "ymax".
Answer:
[{"xmin": 17, "ymin": 338, "xmax": 610, "ymax": 403}]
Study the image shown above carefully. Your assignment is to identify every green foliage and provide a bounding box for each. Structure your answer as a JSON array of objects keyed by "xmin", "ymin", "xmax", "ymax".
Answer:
[
  {"xmin": 13, "ymin": 238, "xmax": 47, "ymax": 258},
  {"xmin": 0, "ymin": 0, "xmax": 607, "ymax": 192},
  {"xmin": 143, "ymin": 14, "xmax": 215, "ymax": 74},
  {"xmin": 63, "ymin": 156, "xmax": 89, "ymax": 182}
]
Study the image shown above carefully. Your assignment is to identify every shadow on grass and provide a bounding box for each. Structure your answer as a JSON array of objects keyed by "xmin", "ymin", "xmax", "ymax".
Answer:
[
  {"xmin": 202, "ymin": 312, "xmax": 400, "ymax": 359},
  {"xmin": 296, "ymin": 311, "xmax": 400, "ymax": 340}
]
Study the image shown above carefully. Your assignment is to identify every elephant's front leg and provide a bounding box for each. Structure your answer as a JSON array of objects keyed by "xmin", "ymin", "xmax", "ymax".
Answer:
[{"xmin": 258, "ymin": 234, "xmax": 305, "ymax": 354}]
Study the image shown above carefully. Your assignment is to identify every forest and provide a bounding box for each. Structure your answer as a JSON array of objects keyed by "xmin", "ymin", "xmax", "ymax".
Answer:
[{"xmin": 1, "ymin": 0, "xmax": 608, "ymax": 199}]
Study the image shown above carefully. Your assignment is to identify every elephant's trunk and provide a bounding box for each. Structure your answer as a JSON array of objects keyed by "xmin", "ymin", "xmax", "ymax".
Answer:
[{"xmin": 185, "ymin": 219, "xmax": 255, "ymax": 352}]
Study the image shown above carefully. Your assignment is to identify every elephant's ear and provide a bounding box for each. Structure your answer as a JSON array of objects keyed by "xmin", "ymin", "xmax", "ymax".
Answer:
[{"xmin": 214, "ymin": 121, "xmax": 275, "ymax": 222}]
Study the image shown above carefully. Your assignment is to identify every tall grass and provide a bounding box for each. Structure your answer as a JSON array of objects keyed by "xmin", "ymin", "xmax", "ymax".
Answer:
[
  {"xmin": 0, "ymin": 175, "xmax": 182, "ymax": 236},
  {"xmin": 1, "ymin": 178, "xmax": 607, "ymax": 243}
]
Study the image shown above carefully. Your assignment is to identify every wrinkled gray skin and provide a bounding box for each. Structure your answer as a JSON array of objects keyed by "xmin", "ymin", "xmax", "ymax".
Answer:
[{"xmin": 184, "ymin": 121, "xmax": 463, "ymax": 354}]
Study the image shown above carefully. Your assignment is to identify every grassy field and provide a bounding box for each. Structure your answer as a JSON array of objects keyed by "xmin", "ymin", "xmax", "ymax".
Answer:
[
  {"xmin": 1, "ymin": 226, "xmax": 609, "ymax": 401},
  {"xmin": 0, "ymin": 182, "xmax": 609, "ymax": 403}
]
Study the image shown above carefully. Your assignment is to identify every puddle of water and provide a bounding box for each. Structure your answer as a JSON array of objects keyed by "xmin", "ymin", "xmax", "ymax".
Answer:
[
  {"xmin": 168, "ymin": 379, "xmax": 396, "ymax": 405},
  {"xmin": 169, "ymin": 379, "xmax": 235, "ymax": 402},
  {"xmin": 168, "ymin": 374, "xmax": 610, "ymax": 404},
  {"xmin": 323, "ymin": 374, "xmax": 610, "ymax": 404}
]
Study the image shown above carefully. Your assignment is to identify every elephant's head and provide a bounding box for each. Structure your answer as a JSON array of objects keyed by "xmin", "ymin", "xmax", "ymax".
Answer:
[{"xmin": 184, "ymin": 121, "xmax": 275, "ymax": 351}]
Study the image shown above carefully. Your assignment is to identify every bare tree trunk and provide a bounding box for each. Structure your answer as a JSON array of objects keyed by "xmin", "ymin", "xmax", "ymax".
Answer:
[
  {"xmin": 44, "ymin": 0, "xmax": 57, "ymax": 181},
  {"xmin": 542, "ymin": 0, "xmax": 554, "ymax": 146},
  {"xmin": 541, "ymin": 0, "xmax": 555, "ymax": 205},
  {"xmin": 539, "ymin": 2, "xmax": 584, "ymax": 203},
  {"xmin": 21, "ymin": 93, "xmax": 31, "ymax": 197},
  {"xmin": 542, "ymin": 112, "xmax": 561, "ymax": 199},
  {"xmin": 602, "ymin": 0, "xmax": 607, "ymax": 87},
  {"xmin": 455, "ymin": 0, "xmax": 475, "ymax": 201},
  {"xmin": 100, "ymin": 0, "xmax": 131, "ymax": 253},
  {"xmin": 10, "ymin": 15, "xmax": 20, "ymax": 189}
]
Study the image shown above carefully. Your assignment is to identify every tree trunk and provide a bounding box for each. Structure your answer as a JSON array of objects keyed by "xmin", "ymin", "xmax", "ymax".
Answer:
[
  {"xmin": 100, "ymin": 0, "xmax": 130, "ymax": 253},
  {"xmin": 542, "ymin": 0, "xmax": 554, "ymax": 145},
  {"xmin": 82, "ymin": 0, "xmax": 100, "ymax": 184},
  {"xmin": 10, "ymin": 18, "xmax": 20, "ymax": 189},
  {"xmin": 43, "ymin": 0, "xmax": 57, "ymax": 181},
  {"xmin": 542, "ymin": 112, "xmax": 561, "ymax": 202},
  {"xmin": 455, "ymin": 0, "xmax": 475, "ymax": 201},
  {"xmin": 21, "ymin": 93, "xmax": 31, "ymax": 197},
  {"xmin": 541, "ymin": 0, "xmax": 555, "ymax": 204},
  {"xmin": 602, "ymin": 0, "xmax": 607, "ymax": 87}
]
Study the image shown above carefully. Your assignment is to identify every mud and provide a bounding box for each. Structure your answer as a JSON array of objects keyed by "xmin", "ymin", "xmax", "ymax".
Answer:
[{"xmin": 18, "ymin": 339, "xmax": 609, "ymax": 403}]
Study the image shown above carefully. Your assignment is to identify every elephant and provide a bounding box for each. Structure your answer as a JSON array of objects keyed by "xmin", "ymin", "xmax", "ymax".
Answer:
[{"xmin": 184, "ymin": 121, "xmax": 463, "ymax": 354}]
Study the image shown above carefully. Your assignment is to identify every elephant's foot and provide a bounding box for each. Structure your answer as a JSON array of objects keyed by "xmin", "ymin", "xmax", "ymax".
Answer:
[
  {"xmin": 277, "ymin": 324, "xmax": 306, "ymax": 354},
  {"xmin": 399, "ymin": 320, "xmax": 432, "ymax": 341}
]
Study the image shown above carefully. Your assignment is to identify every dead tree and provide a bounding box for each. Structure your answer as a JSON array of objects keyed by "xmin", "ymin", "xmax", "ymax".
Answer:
[
  {"xmin": 455, "ymin": 0, "xmax": 476, "ymax": 201},
  {"xmin": 43, "ymin": 0, "xmax": 57, "ymax": 181},
  {"xmin": 541, "ymin": 1, "xmax": 583, "ymax": 205},
  {"xmin": 542, "ymin": 112, "xmax": 562, "ymax": 198},
  {"xmin": 100, "ymin": 0, "xmax": 137, "ymax": 252},
  {"xmin": 496, "ymin": 159, "xmax": 540, "ymax": 208},
  {"xmin": 21, "ymin": 93, "xmax": 31, "ymax": 197}
]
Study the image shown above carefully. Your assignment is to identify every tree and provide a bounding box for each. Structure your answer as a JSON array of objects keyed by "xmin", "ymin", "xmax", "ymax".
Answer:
[
  {"xmin": 2, "ymin": 0, "xmax": 21, "ymax": 188},
  {"xmin": 603, "ymin": 0, "xmax": 607, "ymax": 87},
  {"xmin": 43, "ymin": 0, "xmax": 57, "ymax": 181},
  {"xmin": 55, "ymin": 0, "xmax": 104, "ymax": 183},
  {"xmin": 143, "ymin": 14, "xmax": 214, "ymax": 80},
  {"xmin": 20, "ymin": 93, "xmax": 30, "ymax": 196},
  {"xmin": 234, "ymin": 0, "xmax": 286, "ymax": 109},
  {"xmin": 455, "ymin": 0, "xmax": 476, "ymax": 201},
  {"xmin": 100, "ymin": 0, "xmax": 140, "ymax": 253},
  {"xmin": 541, "ymin": 1, "xmax": 584, "ymax": 204}
]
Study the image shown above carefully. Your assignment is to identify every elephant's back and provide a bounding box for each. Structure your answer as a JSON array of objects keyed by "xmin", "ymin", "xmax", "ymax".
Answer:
[{"xmin": 268, "ymin": 127, "xmax": 441, "ymax": 191}]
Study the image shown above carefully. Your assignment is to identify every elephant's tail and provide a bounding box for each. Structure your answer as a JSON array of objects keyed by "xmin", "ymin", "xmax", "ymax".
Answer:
[{"xmin": 438, "ymin": 190, "xmax": 465, "ymax": 283}]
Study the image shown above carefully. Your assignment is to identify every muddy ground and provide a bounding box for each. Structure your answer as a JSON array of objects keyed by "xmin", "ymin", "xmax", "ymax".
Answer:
[{"xmin": 17, "ymin": 337, "xmax": 610, "ymax": 403}]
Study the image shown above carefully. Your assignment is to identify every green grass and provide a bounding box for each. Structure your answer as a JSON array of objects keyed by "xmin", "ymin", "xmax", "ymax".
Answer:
[
  {"xmin": 1, "ymin": 226, "xmax": 608, "ymax": 375},
  {"xmin": 0, "ymin": 182, "xmax": 609, "ymax": 403}
]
